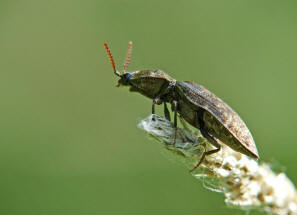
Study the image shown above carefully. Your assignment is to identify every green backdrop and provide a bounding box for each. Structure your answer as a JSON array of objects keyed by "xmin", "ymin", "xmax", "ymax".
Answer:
[{"xmin": 0, "ymin": 0, "xmax": 296, "ymax": 214}]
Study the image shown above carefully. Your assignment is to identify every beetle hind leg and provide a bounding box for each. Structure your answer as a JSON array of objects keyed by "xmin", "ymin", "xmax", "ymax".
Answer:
[
  {"xmin": 189, "ymin": 131, "xmax": 221, "ymax": 172},
  {"xmin": 189, "ymin": 112, "xmax": 221, "ymax": 172}
]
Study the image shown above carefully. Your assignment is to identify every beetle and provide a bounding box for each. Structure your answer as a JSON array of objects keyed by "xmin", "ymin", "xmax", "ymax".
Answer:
[{"xmin": 103, "ymin": 42, "xmax": 259, "ymax": 172}]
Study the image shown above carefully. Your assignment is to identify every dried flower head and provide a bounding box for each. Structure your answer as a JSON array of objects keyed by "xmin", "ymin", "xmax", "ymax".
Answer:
[{"xmin": 138, "ymin": 114, "xmax": 297, "ymax": 215}]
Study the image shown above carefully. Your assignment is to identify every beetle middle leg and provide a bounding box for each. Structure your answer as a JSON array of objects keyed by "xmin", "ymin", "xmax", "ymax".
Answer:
[
  {"xmin": 164, "ymin": 102, "xmax": 171, "ymax": 121},
  {"xmin": 172, "ymin": 100, "xmax": 178, "ymax": 145}
]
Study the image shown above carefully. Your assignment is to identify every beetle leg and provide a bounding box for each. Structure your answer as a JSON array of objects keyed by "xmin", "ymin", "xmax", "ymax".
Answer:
[
  {"xmin": 151, "ymin": 81, "xmax": 169, "ymax": 117},
  {"xmin": 189, "ymin": 131, "xmax": 221, "ymax": 172},
  {"xmin": 152, "ymin": 98, "xmax": 163, "ymax": 120},
  {"xmin": 172, "ymin": 100, "xmax": 178, "ymax": 145},
  {"xmin": 164, "ymin": 102, "xmax": 171, "ymax": 121},
  {"xmin": 152, "ymin": 98, "xmax": 163, "ymax": 115},
  {"xmin": 153, "ymin": 97, "xmax": 163, "ymax": 105},
  {"xmin": 189, "ymin": 112, "xmax": 221, "ymax": 172},
  {"xmin": 152, "ymin": 103, "xmax": 155, "ymax": 114}
]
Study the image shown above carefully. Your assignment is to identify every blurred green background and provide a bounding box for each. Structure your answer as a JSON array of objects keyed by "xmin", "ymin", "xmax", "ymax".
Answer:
[{"xmin": 1, "ymin": 0, "xmax": 296, "ymax": 214}]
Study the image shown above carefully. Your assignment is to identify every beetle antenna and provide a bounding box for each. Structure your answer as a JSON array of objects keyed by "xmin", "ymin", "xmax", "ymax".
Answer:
[
  {"xmin": 123, "ymin": 41, "xmax": 133, "ymax": 73},
  {"xmin": 103, "ymin": 42, "xmax": 121, "ymax": 77}
]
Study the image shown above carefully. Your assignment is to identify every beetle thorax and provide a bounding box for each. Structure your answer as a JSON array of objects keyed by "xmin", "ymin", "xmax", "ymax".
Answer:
[{"xmin": 124, "ymin": 70, "xmax": 176, "ymax": 100}]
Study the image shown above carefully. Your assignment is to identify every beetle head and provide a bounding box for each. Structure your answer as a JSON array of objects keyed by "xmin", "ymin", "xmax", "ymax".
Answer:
[
  {"xmin": 104, "ymin": 42, "xmax": 175, "ymax": 99},
  {"xmin": 117, "ymin": 72, "xmax": 133, "ymax": 87},
  {"xmin": 103, "ymin": 41, "xmax": 134, "ymax": 87}
]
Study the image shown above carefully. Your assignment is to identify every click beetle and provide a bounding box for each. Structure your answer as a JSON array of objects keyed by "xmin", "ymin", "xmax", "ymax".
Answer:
[{"xmin": 103, "ymin": 42, "xmax": 259, "ymax": 171}]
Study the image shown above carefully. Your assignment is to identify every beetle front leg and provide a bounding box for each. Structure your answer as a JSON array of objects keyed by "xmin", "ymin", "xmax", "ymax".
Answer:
[
  {"xmin": 172, "ymin": 100, "xmax": 178, "ymax": 145},
  {"xmin": 152, "ymin": 97, "xmax": 163, "ymax": 114},
  {"xmin": 152, "ymin": 98, "xmax": 163, "ymax": 121}
]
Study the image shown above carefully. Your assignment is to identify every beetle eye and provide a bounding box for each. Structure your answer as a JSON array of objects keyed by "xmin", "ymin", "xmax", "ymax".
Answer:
[{"xmin": 125, "ymin": 73, "xmax": 133, "ymax": 79}]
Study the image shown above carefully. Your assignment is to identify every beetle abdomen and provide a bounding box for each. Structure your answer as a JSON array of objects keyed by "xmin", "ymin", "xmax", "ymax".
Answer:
[{"xmin": 176, "ymin": 81, "xmax": 259, "ymax": 159}]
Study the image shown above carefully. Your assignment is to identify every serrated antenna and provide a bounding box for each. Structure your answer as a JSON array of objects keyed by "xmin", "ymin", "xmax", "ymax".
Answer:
[
  {"xmin": 103, "ymin": 42, "xmax": 121, "ymax": 77},
  {"xmin": 123, "ymin": 41, "xmax": 133, "ymax": 73}
]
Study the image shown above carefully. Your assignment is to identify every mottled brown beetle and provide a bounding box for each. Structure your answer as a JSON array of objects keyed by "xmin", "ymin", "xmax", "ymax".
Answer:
[{"xmin": 104, "ymin": 42, "xmax": 259, "ymax": 172}]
